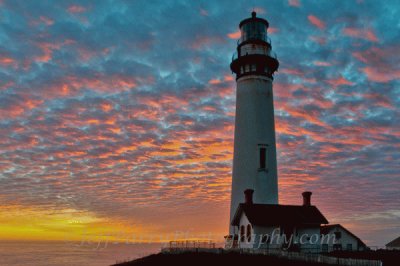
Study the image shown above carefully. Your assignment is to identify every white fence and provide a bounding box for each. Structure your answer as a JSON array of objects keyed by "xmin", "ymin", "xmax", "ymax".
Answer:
[
  {"xmin": 243, "ymin": 248, "xmax": 382, "ymax": 266},
  {"xmin": 161, "ymin": 247, "xmax": 383, "ymax": 266}
]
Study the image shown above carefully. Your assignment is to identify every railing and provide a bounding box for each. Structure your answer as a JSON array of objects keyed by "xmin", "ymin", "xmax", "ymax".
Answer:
[
  {"xmin": 231, "ymin": 51, "xmax": 278, "ymax": 61},
  {"xmin": 167, "ymin": 240, "xmax": 216, "ymax": 250},
  {"xmin": 238, "ymin": 34, "xmax": 271, "ymax": 44}
]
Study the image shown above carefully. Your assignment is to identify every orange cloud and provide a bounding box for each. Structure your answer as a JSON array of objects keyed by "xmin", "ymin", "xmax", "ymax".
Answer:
[
  {"xmin": 308, "ymin": 15, "xmax": 325, "ymax": 29},
  {"xmin": 227, "ymin": 30, "xmax": 240, "ymax": 39},
  {"xmin": 0, "ymin": 56, "xmax": 16, "ymax": 67},
  {"xmin": 33, "ymin": 39, "xmax": 75, "ymax": 63},
  {"xmin": 208, "ymin": 78, "xmax": 221, "ymax": 85}
]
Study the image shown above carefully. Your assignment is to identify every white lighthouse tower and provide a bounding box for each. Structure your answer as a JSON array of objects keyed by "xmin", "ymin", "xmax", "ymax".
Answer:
[{"xmin": 229, "ymin": 12, "xmax": 279, "ymax": 233}]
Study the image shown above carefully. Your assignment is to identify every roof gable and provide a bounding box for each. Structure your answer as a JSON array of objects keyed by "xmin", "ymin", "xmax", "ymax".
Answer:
[
  {"xmin": 386, "ymin": 236, "xmax": 400, "ymax": 247},
  {"xmin": 321, "ymin": 224, "xmax": 367, "ymax": 247},
  {"xmin": 232, "ymin": 203, "xmax": 329, "ymax": 226}
]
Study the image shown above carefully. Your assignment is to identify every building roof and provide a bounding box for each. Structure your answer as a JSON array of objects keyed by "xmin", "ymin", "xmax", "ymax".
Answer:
[
  {"xmin": 231, "ymin": 203, "xmax": 329, "ymax": 227},
  {"xmin": 386, "ymin": 236, "xmax": 400, "ymax": 247},
  {"xmin": 321, "ymin": 224, "xmax": 367, "ymax": 247}
]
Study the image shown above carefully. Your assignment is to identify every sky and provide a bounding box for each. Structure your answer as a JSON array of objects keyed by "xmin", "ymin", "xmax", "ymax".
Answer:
[{"xmin": 0, "ymin": 0, "xmax": 399, "ymax": 246}]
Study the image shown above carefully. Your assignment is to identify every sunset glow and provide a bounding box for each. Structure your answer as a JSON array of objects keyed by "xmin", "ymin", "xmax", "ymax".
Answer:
[{"xmin": 0, "ymin": 0, "xmax": 399, "ymax": 247}]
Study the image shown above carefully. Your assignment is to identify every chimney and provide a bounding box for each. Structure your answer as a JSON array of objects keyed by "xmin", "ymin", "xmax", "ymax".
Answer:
[
  {"xmin": 302, "ymin": 191, "xmax": 312, "ymax": 206},
  {"xmin": 244, "ymin": 189, "xmax": 254, "ymax": 204}
]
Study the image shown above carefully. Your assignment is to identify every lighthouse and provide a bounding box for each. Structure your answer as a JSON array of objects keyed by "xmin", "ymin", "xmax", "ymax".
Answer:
[{"xmin": 229, "ymin": 12, "xmax": 279, "ymax": 233}]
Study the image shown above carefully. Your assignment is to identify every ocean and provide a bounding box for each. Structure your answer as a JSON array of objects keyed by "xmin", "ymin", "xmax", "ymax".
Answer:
[{"xmin": 0, "ymin": 241, "xmax": 163, "ymax": 266}]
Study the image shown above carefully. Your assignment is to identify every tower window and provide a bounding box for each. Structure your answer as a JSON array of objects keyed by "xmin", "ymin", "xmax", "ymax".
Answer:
[{"xmin": 258, "ymin": 144, "xmax": 268, "ymax": 170}]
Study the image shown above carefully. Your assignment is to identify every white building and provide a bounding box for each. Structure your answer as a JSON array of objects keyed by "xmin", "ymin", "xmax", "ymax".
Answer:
[
  {"xmin": 320, "ymin": 224, "xmax": 367, "ymax": 252},
  {"xmin": 385, "ymin": 236, "xmax": 400, "ymax": 250},
  {"xmin": 227, "ymin": 190, "xmax": 328, "ymax": 253}
]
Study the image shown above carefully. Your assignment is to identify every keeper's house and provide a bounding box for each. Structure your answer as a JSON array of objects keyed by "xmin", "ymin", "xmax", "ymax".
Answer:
[
  {"xmin": 386, "ymin": 236, "xmax": 400, "ymax": 250},
  {"xmin": 227, "ymin": 189, "xmax": 368, "ymax": 253}
]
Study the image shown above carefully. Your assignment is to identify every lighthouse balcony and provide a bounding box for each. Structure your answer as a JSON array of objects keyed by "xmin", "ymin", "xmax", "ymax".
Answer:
[
  {"xmin": 230, "ymin": 52, "xmax": 279, "ymax": 80},
  {"xmin": 232, "ymin": 51, "xmax": 277, "ymax": 61}
]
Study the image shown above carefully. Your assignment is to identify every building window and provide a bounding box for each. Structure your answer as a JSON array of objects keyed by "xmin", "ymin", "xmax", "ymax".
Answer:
[
  {"xmin": 246, "ymin": 224, "xmax": 252, "ymax": 242},
  {"xmin": 245, "ymin": 64, "xmax": 250, "ymax": 72},
  {"xmin": 240, "ymin": 225, "xmax": 245, "ymax": 242},
  {"xmin": 321, "ymin": 244, "xmax": 328, "ymax": 253},
  {"xmin": 333, "ymin": 244, "xmax": 342, "ymax": 251},
  {"xmin": 251, "ymin": 64, "xmax": 256, "ymax": 71},
  {"xmin": 346, "ymin": 244, "xmax": 353, "ymax": 251},
  {"xmin": 258, "ymin": 144, "xmax": 268, "ymax": 170}
]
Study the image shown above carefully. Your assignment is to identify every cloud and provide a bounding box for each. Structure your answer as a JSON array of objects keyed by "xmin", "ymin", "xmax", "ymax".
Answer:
[
  {"xmin": 227, "ymin": 30, "xmax": 241, "ymax": 39},
  {"xmin": 343, "ymin": 27, "xmax": 378, "ymax": 42},
  {"xmin": 0, "ymin": 0, "xmax": 398, "ymax": 246},
  {"xmin": 353, "ymin": 46, "xmax": 400, "ymax": 82},
  {"xmin": 288, "ymin": 0, "xmax": 301, "ymax": 7},
  {"xmin": 308, "ymin": 15, "xmax": 325, "ymax": 29},
  {"xmin": 67, "ymin": 5, "xmax": 86, "ymax": 14}
]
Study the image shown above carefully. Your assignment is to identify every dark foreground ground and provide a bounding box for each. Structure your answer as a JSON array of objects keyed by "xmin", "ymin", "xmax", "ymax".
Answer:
[
  {"xmin": 326, "ymin": 250, "xmax": 399, "ymax": 266},
  {"xmin": 113, "ymin": 252, "xmax": 334, "ymax": 266},
  {"xmin": 113, "ymin": 250, "xmax": 400, "ymax": 266}
]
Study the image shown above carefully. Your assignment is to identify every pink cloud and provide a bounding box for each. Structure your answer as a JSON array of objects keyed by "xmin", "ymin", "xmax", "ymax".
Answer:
[
  {"xmin": 199, "ymin": 8, "xmax": 208, "ymax": 16},
  {"xmin": 253, "ymin": 7, "xmax": 266, "ymax": 14},
  {"xmin": 67, "ymin": 5, "xmax": 86, "ymax": 14},
  {"xmin": 310, "ymin": 36, "xmax": 327, "ymax": 45},
  {"xmin": 326, "ymin": 76, "xmax": 354, "ymax": 87},
  {"xmin": 269, "ymin": 27, "xmax": 279, "ymax": 34},
  {"xmin": 190, "ymin": 36, "xmax": 225, "ymax": 50},
  {"xmin": 308, "ymin": 15, "xmax": 325, "ymax": 29},
  {"xmin": 280, "ymin": 68, "xmax": 305, "ymax": 76},
  {"xmin": 362, "ymin": 67, "xmax": 400, "ymax": 83},
  {"xmin": 343, "ymin": 27, "xmax": 378, "ymax": 42},
  {"xmin": 39, "ymin": 16, "xmax": 54, "ymax": 25},
  {"xmin": 313, "ymin": 61, "xmax": 331, "ymax": 67},
  {"xmin": 288, "ymin": 0, "xmax": 301, "ymax": 7},
  {"xmin": 353, "ymin": 46, "xmax": 400, "ymax": 82}
]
